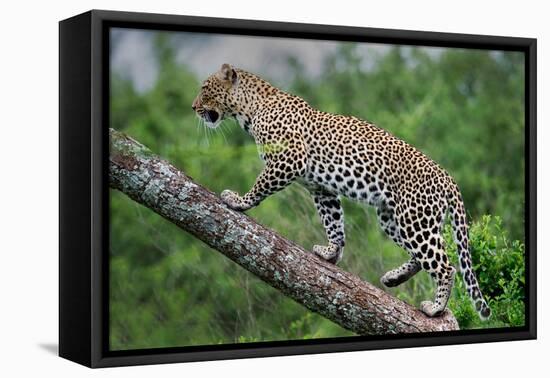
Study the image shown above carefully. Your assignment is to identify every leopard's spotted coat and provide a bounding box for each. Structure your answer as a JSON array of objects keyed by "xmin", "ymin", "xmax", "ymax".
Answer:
[{"xmin": 192, "ymin": 64, "xmax": 490, "ymax": 319}]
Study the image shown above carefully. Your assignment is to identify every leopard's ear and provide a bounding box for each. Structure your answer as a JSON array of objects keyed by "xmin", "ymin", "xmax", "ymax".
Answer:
[{"xmin": 217, "ymin": 63, "xmax": 239, "ymax": 86}]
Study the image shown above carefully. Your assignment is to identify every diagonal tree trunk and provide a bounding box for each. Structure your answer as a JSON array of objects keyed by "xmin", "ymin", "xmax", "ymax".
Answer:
[{"xmin": 109, "ymin": 128, "xmax": 459, "ymax": 335}]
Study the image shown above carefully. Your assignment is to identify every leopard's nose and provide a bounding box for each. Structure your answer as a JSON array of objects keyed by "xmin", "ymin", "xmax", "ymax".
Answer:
[{"xmin": 192, "ymin": 98, "xmax": 200, "ymax": 111}]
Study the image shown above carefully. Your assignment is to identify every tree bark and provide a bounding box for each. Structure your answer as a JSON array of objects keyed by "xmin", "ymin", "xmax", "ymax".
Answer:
[{"xmin": 109, "ymin": 128, "xmax": 459, "ymax": 335}]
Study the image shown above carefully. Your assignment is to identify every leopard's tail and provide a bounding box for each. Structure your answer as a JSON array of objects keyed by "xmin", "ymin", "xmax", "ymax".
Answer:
[{"xmin": 448, "ymin": 183, "xmax": 491, "ymax": 320}]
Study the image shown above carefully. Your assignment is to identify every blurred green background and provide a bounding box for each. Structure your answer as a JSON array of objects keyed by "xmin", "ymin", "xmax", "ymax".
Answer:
[{"xmin": 109, "ymin": 32, "xmax": 526, "ymax": 351}]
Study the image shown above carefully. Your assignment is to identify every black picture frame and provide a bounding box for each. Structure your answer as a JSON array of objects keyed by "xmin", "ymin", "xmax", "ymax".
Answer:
[{"xmin": 59, "ymin": 9, "xmax": 537, "ymax": 368}]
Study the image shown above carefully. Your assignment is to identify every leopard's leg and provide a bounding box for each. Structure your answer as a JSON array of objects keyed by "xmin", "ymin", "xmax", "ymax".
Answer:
[
  {"xmin": 221, "ymin": 137, "xmax": 306, "ymax": 211},
  {"xmin": 221, "ymin": 157, "xmax": 304, "ymax": 211},
  {"xmin": 380, "ymin": 260, "xmax": 422, "ymax": 288},
  {"xmin": 310, "ymin": 190, "xmax": 345, "ymax": 264},
  {"xmin": 377, "ymin": 203, "xmax": 422, "ymax": 287},
  {"xmin": 376, "ymin": 202, "xmax": 404, "ymax": 248},
  {"xmin": 393, "ymin": 200, "xmax": 455, "ymax": 317},
  {"xmin": 417, "ymin": 234, "xmax": 456, "ymax": 317}
]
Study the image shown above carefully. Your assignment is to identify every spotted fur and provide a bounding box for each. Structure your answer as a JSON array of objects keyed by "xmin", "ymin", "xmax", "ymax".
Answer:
[{"xmin": 192, "ymin": 63, "xmax": 491, "ymax": 319}]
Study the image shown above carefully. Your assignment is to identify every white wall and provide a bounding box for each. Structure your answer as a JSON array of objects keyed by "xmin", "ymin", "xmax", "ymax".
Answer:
[{"xmin": 1, "ymin": 1, "xmax": 546, "ymax": 376}]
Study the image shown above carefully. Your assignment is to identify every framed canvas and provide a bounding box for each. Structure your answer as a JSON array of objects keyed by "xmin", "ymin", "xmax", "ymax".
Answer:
[{"xmin": 59, "ymin": 9, "xmax": 537, "ymax": 368}]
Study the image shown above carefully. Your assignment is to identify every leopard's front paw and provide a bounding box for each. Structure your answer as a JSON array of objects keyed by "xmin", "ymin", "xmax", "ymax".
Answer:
[{"xmin": 221, "ymin": 189, "xmax": 248, "ymax": 211}]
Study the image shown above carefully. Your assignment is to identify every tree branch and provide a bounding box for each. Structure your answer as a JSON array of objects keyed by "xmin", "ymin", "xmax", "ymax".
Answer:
[{"xmin": 109, "ymin": 128, "xmax": 459, "ymax": 335}]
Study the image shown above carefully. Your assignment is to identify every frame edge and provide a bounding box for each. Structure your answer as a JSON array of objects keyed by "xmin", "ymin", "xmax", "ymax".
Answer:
[
  {"xmin": 75, "ymin": 9, "xmax": 537, "ymax": 368},
  {"xmin": 59, "ymin": 11, "xmax": 93, "ymax": 368}
]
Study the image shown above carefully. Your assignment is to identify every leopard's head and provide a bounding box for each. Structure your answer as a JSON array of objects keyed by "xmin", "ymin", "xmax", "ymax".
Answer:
[{"xmin": 192, "ymin": 63, "xmax": 239, "ymax": 129}]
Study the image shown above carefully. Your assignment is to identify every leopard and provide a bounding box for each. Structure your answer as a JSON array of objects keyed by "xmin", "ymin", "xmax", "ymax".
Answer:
[{"xmin": 192, "ymin": 63, "xmax": 491, "ymax": 319}]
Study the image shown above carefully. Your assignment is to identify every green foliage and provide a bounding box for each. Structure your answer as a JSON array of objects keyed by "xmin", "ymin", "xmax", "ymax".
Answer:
[
  {"xmin": 445, "ymin": 216, "xmax": 525, "ymax": 329},
  {"xmin": 109, "ymin": 33, "xmax": 526, "ymax": 350}
]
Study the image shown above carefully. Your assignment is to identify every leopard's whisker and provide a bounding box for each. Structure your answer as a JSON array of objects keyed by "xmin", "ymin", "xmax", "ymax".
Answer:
[{"xmin": 218, "ymin": 121, "xmax": 229, "ymax": 144}]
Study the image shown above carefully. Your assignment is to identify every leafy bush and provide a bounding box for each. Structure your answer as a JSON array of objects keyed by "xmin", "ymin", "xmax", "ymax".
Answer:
[{"xmin": 445, "ymin": 215, "xmax": 525, "ymax": 329}]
